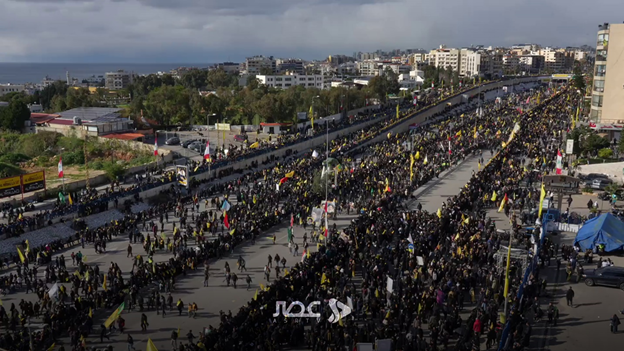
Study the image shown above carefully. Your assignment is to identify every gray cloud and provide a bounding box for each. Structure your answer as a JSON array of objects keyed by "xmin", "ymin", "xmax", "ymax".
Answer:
[{"xmin": 0, "ymin": 0, "xmax": 620, "ymax": 63}]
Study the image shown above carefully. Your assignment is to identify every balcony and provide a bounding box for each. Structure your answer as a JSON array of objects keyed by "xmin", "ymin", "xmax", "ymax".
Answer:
[
  {"xmin": 593, "ymin": 87, "xmax": 604, "ymax": 93},
  {"xmin": 595, "ymin": 71, "xmax": 606, "ymax": 77},
  {"xmin": 597, "ymin": 40, "xmax": 608, "ymax": 47},
  {"xmin": 596, "ymin": 55, "xmax": 607, "ymax": 62}
]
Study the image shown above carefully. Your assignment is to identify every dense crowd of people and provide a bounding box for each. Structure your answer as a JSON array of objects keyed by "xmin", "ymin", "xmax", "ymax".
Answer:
[
  {"xmin": 0, "ymin": 80, "xmax": 495, "ymax": 239},
  {"xmin": 0, "ymin": 80, "xmax": 562, "ymax": 351}
]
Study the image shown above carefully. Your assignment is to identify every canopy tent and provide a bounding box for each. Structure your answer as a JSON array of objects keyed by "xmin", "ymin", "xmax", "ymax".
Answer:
[{"xmin": 574, "ymin": 213, "xmax": 624, "ymax": 252}]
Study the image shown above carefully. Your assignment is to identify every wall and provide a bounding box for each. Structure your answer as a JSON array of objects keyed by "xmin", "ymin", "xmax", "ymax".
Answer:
[
  {"xmin": 577, "ymin": 161, "xmax": 624, "ymax": 183},
  {"xmin": 601, "ymin": 24, "xmax": 624, "ymax": 123}
]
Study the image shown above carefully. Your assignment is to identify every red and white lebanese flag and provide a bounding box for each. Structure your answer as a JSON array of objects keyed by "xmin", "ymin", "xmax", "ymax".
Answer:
[
  {"xmin": 204, "ymin": 140, "xmax": 211, "ymax": 161},
  {"xmin": 58, "ymin": 157, "xmax": 64, "ymax": 178},
  {"xmin": 290, "ymin": 213, "xmax": 294, "ymax": 227},
  {"xmin": 154, "ymin": 135, "xmax": 158, "ymax": 156},
  {"xmin": 223, "ymin": 211, "xmax": 230, "ymax": 229},
  {"xmin": 556, "ymin": 149, "xmax": 563, "ymax": 175}
]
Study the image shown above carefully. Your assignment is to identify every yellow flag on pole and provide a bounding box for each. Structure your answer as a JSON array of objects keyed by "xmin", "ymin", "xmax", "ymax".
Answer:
[
  {"xmin": 16, "ymin": 247, "xmax": 25, "ymax": 263},
  {"xmin": 538, "ymin": 182, "xmax": 547, "ymax": 219},
  {"xmin": 410, "ymin": 153, "xmax": 415, "ymax": 182},
  {"xmin": 104, "ymin": 302, "xmax": 125, "ymax": 328},
  {"xmin": 146, "ymin": 338, "xmax": 159, "ymax": 351},
  {"xmin": 103, "ymin": 275, "xmax": 107, "ymax": 291}
]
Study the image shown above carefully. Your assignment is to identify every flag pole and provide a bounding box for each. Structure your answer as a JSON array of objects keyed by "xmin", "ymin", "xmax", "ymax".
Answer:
[{"xmin": 325, "ymin": 117, "xmax": 330, "ymax": 240}]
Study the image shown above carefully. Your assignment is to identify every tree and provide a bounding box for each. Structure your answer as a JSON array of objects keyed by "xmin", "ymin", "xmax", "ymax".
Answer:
[
  {"xmin": 598, "ymin": 148, "xmax": 613, "ymax": 159},
  {"xmin": 103, "ymin": 162, "xmax": 126, "ymax": 181},
  {"xmin": 582, "ymin": 133, "xmax": 610, "ymax": 155},
  {"xmin": 572, "ymin": 64, "xmax": 586, "ymax": 92},
  {"xmin": 0, "ymin": 99, "xmax": 31, "ymax": 131}
]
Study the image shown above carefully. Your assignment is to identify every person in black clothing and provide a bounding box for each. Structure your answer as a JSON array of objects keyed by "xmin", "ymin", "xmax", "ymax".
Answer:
[{"xmin": 566, "ymin": 287, "xmax": 575, "ymax": 307}]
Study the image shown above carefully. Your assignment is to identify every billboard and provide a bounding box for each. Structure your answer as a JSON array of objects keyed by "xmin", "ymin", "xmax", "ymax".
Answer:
[
  {"xmin": 22, "ymin": 171, "xmax": 45, "ymax": 193},
  {"xmin": 0, "ymin": 176, "xmax": 22, "ymax": 198},
  {"xmin": 297, "ymin": 112, "xmax": 308, "ymax": 120},
  {"xmin": 176, "ymin": 165, "xmax": 188, "ymax": 188}
]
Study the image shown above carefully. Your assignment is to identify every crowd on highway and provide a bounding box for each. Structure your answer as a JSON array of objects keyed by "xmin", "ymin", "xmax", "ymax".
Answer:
[
  {"xmin": 0, "ymin": 80, "xmax": 490, "ymax": 241},
  {"xmin": 0, "ymin": 80, "xmax": 563, "ymax": 351},
  {"xmin": 193, "ymin": 88, "xmax": 571, "ymax": 351}
]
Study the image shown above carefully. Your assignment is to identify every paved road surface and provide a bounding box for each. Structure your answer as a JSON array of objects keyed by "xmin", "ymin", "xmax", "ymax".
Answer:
[{"xmin": 1, "ymin": 149, "xmax": 489, "ymax": 351}]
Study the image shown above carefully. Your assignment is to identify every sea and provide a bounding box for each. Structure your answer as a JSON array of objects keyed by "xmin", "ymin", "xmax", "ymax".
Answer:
[{"xmin": 0, "ymin": 63, "xmax": 209, "ymax": 85}]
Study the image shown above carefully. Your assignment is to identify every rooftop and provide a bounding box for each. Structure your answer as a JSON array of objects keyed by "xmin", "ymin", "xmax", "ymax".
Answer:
[{"xmin": 55, "ymin": 107, "xmax": 123, "ymax": 123}]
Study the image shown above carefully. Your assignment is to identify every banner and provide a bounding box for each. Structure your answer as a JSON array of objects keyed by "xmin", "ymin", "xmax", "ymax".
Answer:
[
  {"xmin": 0, "ymin": 176, "xmax": 21, "ymax": 198},
  {"xmin": 320, "ymin": 200, "xmax": 336, "ymax": 214},
  {"xmin": 216, "ymin": 123, "xmax": 231, "ymax": 131},
  {"xmin": 176, "ymin": 165, "xmax": 188, "ymax": 188},
  {"xmin": 22, "ymin": 171, "xmax": 45, "ymax": 193}
]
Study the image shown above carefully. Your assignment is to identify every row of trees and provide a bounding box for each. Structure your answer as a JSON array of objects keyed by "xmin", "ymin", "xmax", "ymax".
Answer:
[{"xmin": 26, "ymin": 68, "xmax": 405, "ymax": 127}]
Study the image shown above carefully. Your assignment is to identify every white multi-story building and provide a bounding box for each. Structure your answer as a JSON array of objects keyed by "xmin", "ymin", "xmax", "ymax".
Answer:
[
  {"xmin": 256, "ymin": 73, "xmax": 326, "ymax": 90},
  {"xmin": 242, "ymin": 56, "xmax": 276, "ymax": 75},
  {"xmin": 429, "ymin": 46, "xmax": 461, "ymax": 72},
  {"xmin": 0, "ymin": 84, "xmax": 27, "ymax": 97}
]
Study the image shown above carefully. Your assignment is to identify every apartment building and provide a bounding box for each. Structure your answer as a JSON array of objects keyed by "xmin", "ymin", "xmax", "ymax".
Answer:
[
  {"xmin": 429, "ymin": 46, "xmax": 461, "ymax": 72},
  {"xmin": 519, "ymin": 55, "xmax": 545, "ymax": 73},
  {"xmin": 213, "ymin": 62, "xmax": 240, "ymax": 74},
  {"xmin": 105, "ymin": 70, "xmax": 134, "ymax": 90},
  {"xmin": 242, "ymin": 56, "xmax": 276, "ymax": 75},
  {"xmin": 590, "ymin": 23, "xmax": 624, "ymax": 124},
  {"xmin": 0, "ymin": 83, "xmax": 27, "ymax": 97},
  {"xmin": 276, "ymin": 59, "xmax": 304, "ymax": 75},
  {"xmin": 256, "ymin": 73, "xmax": 326, "ymax": 90}
]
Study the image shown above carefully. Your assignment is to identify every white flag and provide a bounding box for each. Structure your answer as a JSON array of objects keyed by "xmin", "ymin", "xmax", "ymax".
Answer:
[{"xmin": 312, "ymin": 150, "xmax": 319, "ymax": 158}]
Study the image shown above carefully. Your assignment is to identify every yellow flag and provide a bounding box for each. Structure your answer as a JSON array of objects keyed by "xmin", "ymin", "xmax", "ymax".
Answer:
[
  {"xmin": 254, "ymin": 289, "xmax": 258, "ymax": 301},
  {"xmin": 285, "ymin": 171, "xmax": 295, "ymax": 178},
  {"xmin": 146, "ymin": 338, "xmax": 159, "ymax": 351},
  {"xmin": 410, "ymin": 153, "xmax": 415, "ymax": 182},
  {"xmin": 309, "ymin": 105, "xmax": 314, "ymax": 128},
  {"xmin": 68, "ymin": 194, "xmax": 73, "ymax": 205},
  {"xmin": 538, "ymin": 182, "xmax": 547, "ymax": 219},
  {"xmin": 25, "ymin": 240, "xmax": 30, "ymax": 252},
  {"xmin": 491, "ymin": 191, "xmax": 497, "ymax": 202},
  {"xmin": 249, "ymin": 142, "xmax": 259, "ymax": 149},
  {"xmin": 284, "ymin": 268, "xmax": 289, "ymax": 276},
  {"xmin": 259, "ymin": 283, "xmax": 265, "ymax": 291},
  {"xmin": 16, "ymin": 246, "xmax": 25, "ymax": 263},
  {"xmin": 478, "ymin": 162, "xmax": 481, "ymax": 171},
  {"xmin": 415, "ymin": 151, "xmax": 420, "ymax": 159},
  {"xmin": 89, "ymin": 308, "xmax": 93, "ymax": 318},
  {"xmin": 437, "ymin": 208, "xmax": 442, "ymax": 218},
  {"xmin": 103, "ymin": 275, "xmax": 107, "ymax": 291},
  {"xmin": 321, "ymin": 273, "xmax": 329, "ymax": 285},
  {"xmin": 375, "ymin": 289, "xmax": 379, "ymax": 298},
  {"xmin": 104, "ymin": 302, "xmax": 125, "ymax": 328},
  {"xmin": 47, "ymin": 343, "xmax": 56, "ymax": 351}
]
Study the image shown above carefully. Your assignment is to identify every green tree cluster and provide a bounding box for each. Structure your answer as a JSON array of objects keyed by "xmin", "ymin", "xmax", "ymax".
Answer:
[
  {"xmin": 36, "ymin": 68, "xmax": 404, "ymax": 126},
  {"xmin": 0, "ymin": 99, "xmax": 31, "ymax": 131}
]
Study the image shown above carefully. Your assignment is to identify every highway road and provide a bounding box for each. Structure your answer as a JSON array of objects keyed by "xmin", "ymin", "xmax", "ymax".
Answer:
[{"xmin": 0, "ymin": 83, "xmax": 540, "ymax": 350}]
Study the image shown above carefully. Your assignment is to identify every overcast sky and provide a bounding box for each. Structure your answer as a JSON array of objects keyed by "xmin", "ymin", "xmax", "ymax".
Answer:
[{"xmin": 0, "ymin": 0, "xmax": 620, "ymax": 63}]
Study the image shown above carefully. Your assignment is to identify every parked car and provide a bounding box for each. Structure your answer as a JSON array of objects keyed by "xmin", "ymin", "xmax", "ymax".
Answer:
[
  {"xmin": 182, "ymin": 139, "xmax": 198, "ymax": 148},
  {"xmin": 234, "ymin": 134, "xmax": 248, "ymax": 142},
  {"xmin": 189, "ymin": 142, "xmax": 205, "ymax": 153},
  {"xmin": 591, "ymin": 178, "xmax": 613, "ymax": 190},
  {"xmin": 584, "ymin": 266, "xmax": 624, "ymax": 290},
  {"xmin": 165, "ymin": 137, "xmax": 180, "ymax": 145}
]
